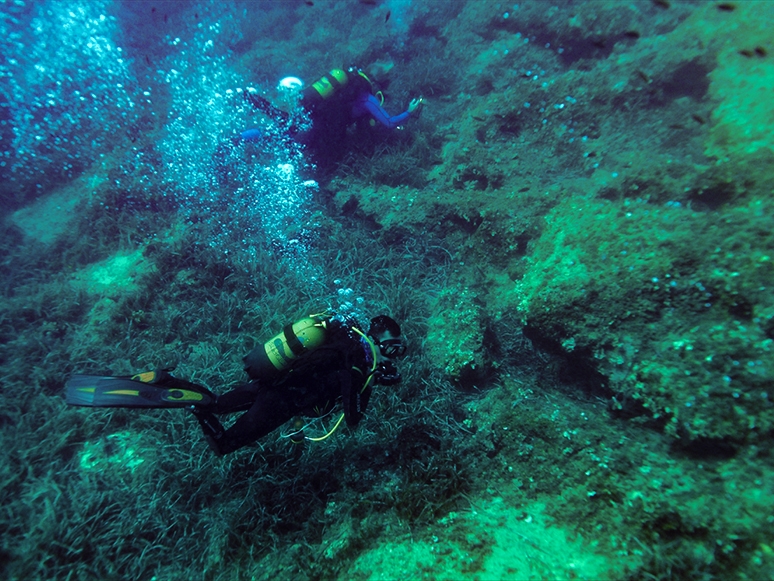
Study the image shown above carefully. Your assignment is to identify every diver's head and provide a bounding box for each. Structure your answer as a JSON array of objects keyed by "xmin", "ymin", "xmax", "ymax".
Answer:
[
  {"xmin": 346, "ymin": 65, "xmax": 378, "ymax": 93},
  {"xmin": 368, "ymin": 315, "xmax": 406, "ymax": 385},
  {"xmin": 368, "ymin": 315, "xmax": 405, "ymax": 359},
  {"xmin": 368, "ymin": 315, "xmax": 406, "ymax": 386}
]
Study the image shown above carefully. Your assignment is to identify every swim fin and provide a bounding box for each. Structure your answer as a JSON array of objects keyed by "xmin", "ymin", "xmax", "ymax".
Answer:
[{"xmin": 65, "ymin": 373, "xmax": 215, "ymax": 409}]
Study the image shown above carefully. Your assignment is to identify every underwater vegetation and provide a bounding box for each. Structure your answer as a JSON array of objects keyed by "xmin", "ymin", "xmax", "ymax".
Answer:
[{"xmin": 1, "ymin": 0, "xmax": 774, "ymax": 579}]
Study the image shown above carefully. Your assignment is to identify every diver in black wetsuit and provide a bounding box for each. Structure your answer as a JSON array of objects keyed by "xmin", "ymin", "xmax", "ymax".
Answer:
[
  {"xmin": 191, "ymin": 315, "xmax": 405, "ymax": 455},
  {"xmin": 218, "ymin": 66, "xmax": 423, "ymax": 175},
  {"xmin": 189, "ymin": 312, "xmax": 405, "ymax": 456},
  {"xmin": 65, "ymin": 312, "xmax": 406, "ymax": 456}
]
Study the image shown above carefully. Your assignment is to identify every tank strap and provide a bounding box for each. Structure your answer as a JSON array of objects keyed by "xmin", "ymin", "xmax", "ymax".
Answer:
[{"xmin": 283, "ymin": 323, "xmax": 306, "ymax": 356}]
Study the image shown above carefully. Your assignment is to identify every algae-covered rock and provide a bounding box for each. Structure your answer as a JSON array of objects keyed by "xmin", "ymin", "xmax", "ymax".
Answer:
[
  {"xmin": 426, "ymin": 285, "xmax": 488, "ymax": 386},
  {"xmin": 670, "ymin": 2, "xmax": 774, "ymax": 162},
  {"xmin": 516, "ymin": 194, "xmax": 774, "ymax": 445}
]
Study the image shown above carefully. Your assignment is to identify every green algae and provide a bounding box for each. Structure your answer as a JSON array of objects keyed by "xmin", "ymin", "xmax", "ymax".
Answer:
[
  {"xmin": 425, "ymin": 285, "xmax": 486, "ymax": 383},
  {"xmin": 515, "ymin": 192, "xmax": 774, "ymax": 444},
  {"xmin": 79, "ymin": 430, "xmax": 149, "ymax": 474},
  {"xmin": 344, "ymin": 499, "xmax": 625, "ymax": 580},
  {"xmin": 3, "ymin": 1, "xmax": 774, "ymax": 580}
]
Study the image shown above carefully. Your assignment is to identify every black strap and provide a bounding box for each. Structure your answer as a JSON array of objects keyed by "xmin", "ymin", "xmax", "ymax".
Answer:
[{"xmin": 283, "ymin": 324, "xmax": 306, "ymax": 357}]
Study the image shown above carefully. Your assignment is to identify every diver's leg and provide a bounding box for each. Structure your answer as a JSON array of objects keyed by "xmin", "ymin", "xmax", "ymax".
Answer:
[
  {"xmin": 187, "ymin": 382, "xmax": 261, "ymax": 456},
  {"xmin": 189, "ymin": 407, "xmax": 227, "ymax": 456},
  {"xmin": 215, "ymin": 387, "xmax": 296, "ymax": 455},
  {"xmin": 211, "ymin": 382, "xmax": 262, "ymax": 413},
  {"xmin": 188, "ymin": 382, "xmax": 257, "ymax": 455},
  {"xmin": 189, "ymin": 382, "xmax": 285, "ymax": 456}
]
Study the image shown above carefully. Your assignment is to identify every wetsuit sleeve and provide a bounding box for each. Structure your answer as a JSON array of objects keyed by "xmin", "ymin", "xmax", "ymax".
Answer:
[
  {"xmin": 341, "ymin": 368, "xmax": 372, "ymax": 427},
  {"xmin": 359, "ymin": 94, "xmax": 411, "ymax": 129}
]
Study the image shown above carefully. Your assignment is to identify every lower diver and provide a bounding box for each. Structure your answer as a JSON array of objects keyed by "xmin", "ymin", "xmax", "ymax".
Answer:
[{"xmin": 65, "ymin": 311, "xmax": 405, "ymax": 456}]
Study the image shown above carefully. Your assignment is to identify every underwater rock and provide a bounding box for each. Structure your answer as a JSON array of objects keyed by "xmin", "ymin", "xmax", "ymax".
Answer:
[{"xmin": 426, "ymin": 285, "xmax": 490, "ymax": 388}]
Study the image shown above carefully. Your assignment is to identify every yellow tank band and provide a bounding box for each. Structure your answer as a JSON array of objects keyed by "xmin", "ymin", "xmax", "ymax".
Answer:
[{"xmin": 312, "ymin": 76, "xmax": 335, "ymax": 98}]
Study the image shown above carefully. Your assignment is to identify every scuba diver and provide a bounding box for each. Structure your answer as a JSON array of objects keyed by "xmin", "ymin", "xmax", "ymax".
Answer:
[
  {"xmin": 65, "ymin": 312, "xmax": 406, "ymax": 456},
  {"xmin": 216, "ymin": 66, "xmax": 423, "ymax": 177}
]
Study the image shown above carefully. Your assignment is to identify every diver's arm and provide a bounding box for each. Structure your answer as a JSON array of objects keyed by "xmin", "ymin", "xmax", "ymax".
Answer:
[
  {"xmin": 359, "ymin": 94, "xmax": 413, "ymax": 129},
  {"xmin": 341, "ymin": 368, "xmax": 373, "ymax": 427}
]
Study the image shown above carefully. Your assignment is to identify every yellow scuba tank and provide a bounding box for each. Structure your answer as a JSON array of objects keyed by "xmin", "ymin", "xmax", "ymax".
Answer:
[
  {"xmin": 302, "ymin": 67, "xmax": 376, "ymax": 112},
  {"xmin": 312, "ymin": 69, "xmax": 349, "ymax": 98},
  {"xmin": 243, "ymin": 315, "xmax": 329, "ymax": 380},
  {"xmin": 301, "ymin": 68, "xmax": 350, "ymax": 109}
]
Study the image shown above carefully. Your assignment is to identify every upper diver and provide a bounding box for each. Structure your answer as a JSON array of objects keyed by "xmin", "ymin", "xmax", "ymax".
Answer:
[{"xmin": 216, "ymin": 66, "xmax": 423, "ymax": 177}]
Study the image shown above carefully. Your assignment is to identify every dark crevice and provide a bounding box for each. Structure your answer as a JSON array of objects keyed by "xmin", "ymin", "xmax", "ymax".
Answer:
[{"xmin": 675, "ymin": 437, "xmax": 739, "ymax": 460}]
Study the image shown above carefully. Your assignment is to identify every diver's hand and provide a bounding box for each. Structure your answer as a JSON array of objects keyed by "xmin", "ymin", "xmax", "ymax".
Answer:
[{"xmin": 408, "ymin": 97, "xmax": 424, "ymax": 114}]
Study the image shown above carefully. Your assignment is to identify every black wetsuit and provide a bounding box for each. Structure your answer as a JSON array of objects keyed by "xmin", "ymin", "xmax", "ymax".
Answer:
[{"xmin": 194, "ymin": 317, "xmax": 375, "ymax": 455}]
